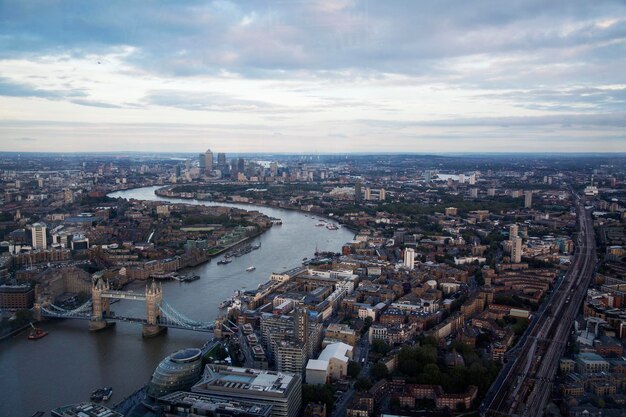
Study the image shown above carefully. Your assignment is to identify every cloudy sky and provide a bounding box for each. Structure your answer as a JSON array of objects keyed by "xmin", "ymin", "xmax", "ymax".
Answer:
[{"xmin": 1, "ymin": 0, "xmax": 625, "ymax": 153}]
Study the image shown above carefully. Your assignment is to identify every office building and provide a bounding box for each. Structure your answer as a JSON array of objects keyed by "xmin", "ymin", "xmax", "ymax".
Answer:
[
  {"xmin": 404, "ymin": 248, "xmax": 415, "ymax": 270},
  {"xmin": 157, "ymin": 391, "xmax": 273, "ymax": 417},
  {"xmin": 192, "ymin": 365, "xmax": 302, "ymax": 417},
  {"xmin": 0, "ymin": 284, "xmax": 35, "ymax": 309},
  {"xmin": 524, "ymin": 191, "xmax": 533, "ymax": 208},
  {"xmin": 509, "ymin": 224, "xmax": 518, "ymax": 239},
  {"xmin": 424, "ymin": 170, "xmax": 432, "ymax": 183},
  {"xmin": 51, "ymin": 402, "xmax": 123, "ymax": 417},
  {"xmin": 470, "ymin": 188, "xmax": 478, "ymax": 198},
  {"xmin": 458, "ymin": 173, "xmax": 465, "ymax": 183},
  {"xmin": 511, "ymin": 236, "xmax": 522, "ymax": 263},
  {"xmin": 31, "ymin": 222, "xmax": 47, "ymax": 249},
  {"xmin": 261, "ymin": 314, "xmax": 295, "ymax": 360},
  {"xmin": 217, "ymin": 152, "xmax": 226, "ymax": 167},
  {"xmin": 469, "ymin": 173, "xmax": 476, "ymax": 185},
  {"xmin": 199, "ymin": 149, "xmax": 213, "ymax": 173}
]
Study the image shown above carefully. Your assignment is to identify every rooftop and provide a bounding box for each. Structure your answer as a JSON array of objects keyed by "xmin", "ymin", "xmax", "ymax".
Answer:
[{"xmin": 194, "ymin": 365, "xmax": 296, "ymax": 395}]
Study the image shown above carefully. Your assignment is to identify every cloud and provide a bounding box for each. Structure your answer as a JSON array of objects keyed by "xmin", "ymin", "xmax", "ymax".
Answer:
[
  {"xmin": 69, "ymin": 99, "xmax": 123, "ymax": 108},
  {"xmin": 0, "ymin": 2, "xmax": 625, "ymax": 152},
  {"xmin": 143, "ymin": 89, "xmax": 282, "ymax": 112},
  {"xmin": 14, "ymin": 137, "xmax": 37, "ymax": 142},
  {"xmin": 0, "ymin": 77, "xmax": 84, "ymax": 99}
]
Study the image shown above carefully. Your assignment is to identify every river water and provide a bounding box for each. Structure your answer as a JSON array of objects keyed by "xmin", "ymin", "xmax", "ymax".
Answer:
[{"xmin": 0, "ymin": 186, "xmax": 353, "ymax": 416}]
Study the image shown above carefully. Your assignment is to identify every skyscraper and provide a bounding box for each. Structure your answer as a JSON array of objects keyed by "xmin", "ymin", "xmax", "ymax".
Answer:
[
  {"xmin": 199, "ymin": 149, "xmax": 213, "ymax": 173},
  {"xmin": 509, "ymin": 224, "xmax": 519, "ymax": 239},
  {"xmin": 354, "ymin": 181, "xmax": 363, "ymax": 202},
  {"xmin": 511, "ymin": 236, "xmax": 522, "ymax": 263},
  {"xmin": 404, "ymin": 248, "xmax": 415, "ymax": 270},
  {"xmin": 31, "ymin": 222, "xmax": 47, "ymax": 249},
  {"xmin": 217, "ymin": 153, "xmax": 226, "ymax": 167},
  {"xmin": 524, "ymin": 191, "xmax": 533, "ymax": 208},
  {"xmin": 293, "ymin": 307, "xmax": 308, "ymax": 345}
]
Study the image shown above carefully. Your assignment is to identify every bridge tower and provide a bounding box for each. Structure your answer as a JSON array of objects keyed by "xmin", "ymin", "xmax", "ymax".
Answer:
[
  {"xmin": 143, "ymin": 280, "xmax": 166, "ymax": 337},
  {"xmin": 33, "ymin": 302, "xmax": 42, "ymax": 322},
  {"xmin": 89, "ymin": 277, "xmax": 111, "ymax": 331}
]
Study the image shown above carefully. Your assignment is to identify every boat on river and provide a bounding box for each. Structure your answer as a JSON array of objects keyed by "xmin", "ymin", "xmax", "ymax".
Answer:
[
  {"xmin": 246, "ymin": 266, "xmax": 256, "ymax": 272},
  {"xmin": 28, "ymin": 324, "xmax": 48, "ymax": 340},
  {"xmin": 218, "ymin": 259, "xmax": 232, "ymax": 265},
  {"xmin": 90, "ymin": 387, "xmax": 113, "ymax": 402}
]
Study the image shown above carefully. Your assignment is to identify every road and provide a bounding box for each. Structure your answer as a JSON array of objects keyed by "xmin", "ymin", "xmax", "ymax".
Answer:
[
  {"xmin": 331, "ymin": 334, "xmax": 370, "ymax": 417},
  {"xmin": 481, "ymin": 194, "xmax": 597, "ymax": 417}
]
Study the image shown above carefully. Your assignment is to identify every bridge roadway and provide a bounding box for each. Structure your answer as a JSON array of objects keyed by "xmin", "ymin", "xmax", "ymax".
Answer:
[{"xmin": 482, "ymin": 195, "xmax": 596, "ymax": 417}]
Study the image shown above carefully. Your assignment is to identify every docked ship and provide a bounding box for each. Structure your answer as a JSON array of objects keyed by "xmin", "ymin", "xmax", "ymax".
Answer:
[
  {"xmin": 90, "ymin": 387, "xmax": 113, "ymax": 402},
  {"xmin": 28, "ymin": 324, "xmax": 48, "ymax": 340},
  {"xmin": 180, "ymin": 275, "xmax": 200, "ymax": 283},
  {"xmin": 326, "ymin": 223, "xmax": 339, "ymax": 230},
  {"xmin": 217, "ymin": 259, "xmax": 232, "ymax": 265}
]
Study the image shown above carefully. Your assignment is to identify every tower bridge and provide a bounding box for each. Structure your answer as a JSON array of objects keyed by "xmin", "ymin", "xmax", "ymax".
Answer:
[{"xmin": 34, "ymin": 278, "xmax": 214, "ymax": 337}]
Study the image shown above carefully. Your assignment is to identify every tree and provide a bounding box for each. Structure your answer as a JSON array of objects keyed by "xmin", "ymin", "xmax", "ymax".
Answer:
[
  {"xmin": 371, "ymin": 339, "xmax": 390, "ymax": 355},
  {"xmin": 347, "ymin": 361, "xmax": 361, "ymax": 379},
  {"xmin": 389, "ymin": 397, "xmax": 401, "ymax": 411},
  {"xmin": 423, "ymin": 363, "xmax": 441, "ymax": 385},
  {"xmin": 370, "ymin": 362, "xmax": 389, "ymax": 381},
  {"xmin": 14, "ymin": 309, "xmax": 33, "ymax": 324},
  {"xmin": 354, "ymin": 377, "xmax": 373, "ymax": 391},
  {"xmin": 302, "ymin": 384, "xmax": 335, "ymax": 411}
]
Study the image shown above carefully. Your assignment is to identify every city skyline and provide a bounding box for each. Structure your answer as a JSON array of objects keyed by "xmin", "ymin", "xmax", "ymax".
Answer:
[{"xmin": 1, "ymin": 1, "xmax": 626, "ymax": 153}]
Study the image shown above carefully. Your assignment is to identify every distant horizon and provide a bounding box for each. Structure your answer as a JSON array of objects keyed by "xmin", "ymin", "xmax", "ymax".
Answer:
[{"xmin": 2, "ymin": 150, "xmax": 625, "ymax": 157}]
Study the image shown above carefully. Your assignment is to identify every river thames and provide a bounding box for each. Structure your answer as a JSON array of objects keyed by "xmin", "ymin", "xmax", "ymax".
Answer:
[{"xmin": 0, "ymin": 186, "xmax": 354, "ymax": 416}]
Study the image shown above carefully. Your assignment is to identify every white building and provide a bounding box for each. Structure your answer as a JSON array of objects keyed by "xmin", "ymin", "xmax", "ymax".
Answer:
[
  {"xmin": 403, "ymin": 248, "xmax": 415, "ymax": 270},
  {"xmin": 305, "ymin": 342, "xmax": 353, "ymax": 385},
  {"xmin": 31, "ymin": 222, "xmax": 47, "ymax": 250}
]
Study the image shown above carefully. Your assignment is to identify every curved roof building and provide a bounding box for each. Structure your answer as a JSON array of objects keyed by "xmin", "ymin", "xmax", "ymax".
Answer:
[{"xmin": 147, "ymin": 348, "xmax": 203, "ymax": 398}]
